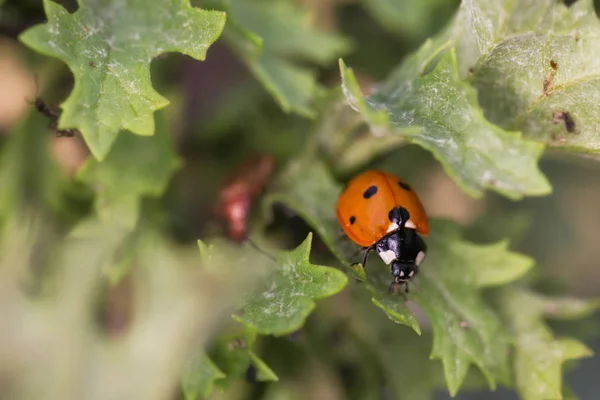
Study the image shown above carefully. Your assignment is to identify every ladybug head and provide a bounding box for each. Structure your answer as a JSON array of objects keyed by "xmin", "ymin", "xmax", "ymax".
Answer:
[{"xmin": 391, "ymin": 260, "xmax": 417, "ymax": 283}]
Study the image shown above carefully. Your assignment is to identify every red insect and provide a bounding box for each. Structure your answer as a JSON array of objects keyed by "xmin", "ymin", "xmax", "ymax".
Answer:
[
  {"xmin": 336, "ymin": 170, "xmax": 429, "ymax": 293},
  {"xmin": 213, "ymin": 154, "xmax": 276, "ymax": 243}
]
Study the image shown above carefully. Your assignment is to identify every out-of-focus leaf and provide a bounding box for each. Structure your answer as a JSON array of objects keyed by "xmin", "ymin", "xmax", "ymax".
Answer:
[
  {"xmin": 0, "ymin": 107, "xmax": 68, "ymax": 218},
  {"xmin": 363, "ymin": 0, "xmax": 460, "ymax": 42},
  {"xmin": 77, "ymin": 111, "xmax": 182, "ymax": 229},
  {"xmin": 19, "ymin": 0, "xmax": 225, "ymax": 159},
  {"xmin": 313, "ymin": 88, "xmax": 409, "ymax": 177},
  {"xmin": 234, "ymin": 233, "xmax": 348, "ymax": 336},
  {"xmin": 263, "ymin": 155, "xmax": 534, "ymax": 395},
  {"xmin": 181, "ymin": 354, "xmax": 225, "ymax": 400},
  {"xmin": 541, "ymin": 295, "xmax": 600, "ymax": 321},
  {"xmin": 340, "ymin": 46, "xmax": 551, "ymax": 199},
  {"xmin": 201, "ymin": 0, "xmax": 351, "ymax": 117},
  {"xmin": 457, "ymin": 0, "xmax": 600, "ymax": 153},
  {"xmin": 210, "ymin": 325, "xmax": 278, "ymax": 390},
  {"xmin": 497, "ymin": 288, "xmax": 596, "ymax": 400}
]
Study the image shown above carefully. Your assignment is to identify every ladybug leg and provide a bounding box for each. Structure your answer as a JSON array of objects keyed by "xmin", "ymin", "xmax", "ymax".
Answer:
[
  {"xmin": 361, "ymin": 244, "xmax": 375, "ymax": 269},
  {"xmin": 351, "ymin": 246, "xmax": 366, "ymax": 258},
  {"xmin": 388, "ymin": 281, "xmax": 398, "ymax": 294},
  {"xmin": 387, "ymin": 280, "xmax": 408, "ymax": 299},
  {"xmin": 350, "ymin": 244, "xmax": 374, "ymax": 271}
]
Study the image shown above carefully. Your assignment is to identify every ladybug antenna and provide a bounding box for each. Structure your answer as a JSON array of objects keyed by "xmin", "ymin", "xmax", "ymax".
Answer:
[{"xmin": 246, "ymin": 238, "xmax": 276, "ymax": 262}]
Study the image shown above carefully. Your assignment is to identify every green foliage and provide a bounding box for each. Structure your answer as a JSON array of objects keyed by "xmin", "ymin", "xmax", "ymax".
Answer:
[
  {"xmin": 77, "ymin": 110, "xmax": 182, "ymax": 228},
  {"xmin": 19, "ymin": 0, "xmax": 225, "ymax": 160},
  {"xmin": 5, "ymin": 0, "xmax": 600, "ymax": 399},
  {"xmin": 0, "ymin": 106, "xmax": 68, "ymax": 217},
  {"xmin": 363, "ymin": 0, "xmax": 460, "ymax": 43},
  {"xmin": 200, "ymin": 0, "xmax": 350, "ymax": 117},
  {"xmin": 209, "ymin": 325, "xmax": 278, "ymax": 389},
  {"xmin": 182, "ymin": 354, "xmax": 225, "ymax": 400},
  {"xmin": 457, "ymin": 0, "xmax": 600, "ymax": 152},
  {"xmin": 498, "ymin": 288, "xmax": 596, "ymax": 400},
  {"xmin": 182, "ymin": 326, "xmax": 278, "ymax": 399},
  {"xmin": 235, "ymin": 233, "xmax": 348, "ymax": 336},
  {"xmin": 340, "ymin": 45, "xmax": 551, "ymax": 199}
]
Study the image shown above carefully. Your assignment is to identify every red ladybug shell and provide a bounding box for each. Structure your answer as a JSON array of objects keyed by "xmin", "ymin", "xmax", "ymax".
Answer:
[{"xmin": 336, "ymin": 170, "xmax": 429, "ymax": 248}]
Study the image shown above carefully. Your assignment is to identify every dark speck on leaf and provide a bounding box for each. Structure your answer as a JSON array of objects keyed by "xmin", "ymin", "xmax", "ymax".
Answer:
[
  {"xmin": 288, "ymin": 330, "xmax": 302, "ymax": 341},
  {"xmin": 543, "ymin": 61, "xmax": 558, "ymax": 95},
  {"xmin": 245, "ymin": 364, "xmax": 257, "ymax": 383},
  {"xmin": 553, "ymin": 111, "xmax": 576, "ymax": 133},
  {"xmin": 89, "ymin": 61, "xmax": 95, "ymax": 68},
  {"xmin": 228, "ymin": 338, "xmax": 247, "ymax": 350}
]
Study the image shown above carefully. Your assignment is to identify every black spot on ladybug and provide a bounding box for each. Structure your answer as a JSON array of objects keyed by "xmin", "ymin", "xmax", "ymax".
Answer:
[
  {"xmin": 363, "ymin": 185, "xmax": 378, "ymax": 199},
  {"xmin": 388, "ymin": 207, "xmax": 410, "ymax": 225},
  {"xmin": 349, "ymin": 216, "xmax": 356, "ymax": 225},
  {"xmin": 553, "ymin": 111, "xmax": 576, "ymax": 133},
  {"xmin": 398, "ymin": 181, "xmax": 412, "ymax": 191}
]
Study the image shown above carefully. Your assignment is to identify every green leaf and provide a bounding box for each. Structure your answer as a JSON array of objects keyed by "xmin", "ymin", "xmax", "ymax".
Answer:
[
  {"xmin": 19, "ymin": 0, "xmax": 225, "ymax": 160},
  {"xmin": 203, "ymin": 0, "xmax": 351, "ymax": 117},
  {"xmin": 210, "ymin": 325, "xmax": 278, "ymax": 390},
  {"xmin": 497, "ymin": 288, "xmax": 596, "ymax": 400},
  {"xmin": 458, "ymin": 0, "xmax": 600, "ymax": 153},
  {"xmin": 362, "ymin": 0, "xmax": 459, "ymax": 42},
  {"xmin": 409, "ymin": 221, "xmax": 526, "ymax": 395},
  {"xmin": 263, "ymin": 156, "xmax": 536, "ymax": 395},
  {"xmin": 541, "ymin": 296, "xmax": 600, "ymax": 320},
  {"xmin": 181, "ymin": 354, "xmax": 226, "ymax": 400},
  {"xmin": 0, "ymin": 103, "xmax": 69, "ymax": 218},
  {"xmin": 234, "ymin": 233, "xmax": 348, "ymax": 336},
  {"xmin": 340, "ymin": 46, "xmax": 551, "ymax": 199},
  {"xmin": 78, "ymin": 110, "xmax": 182, "ymax": 229},
  {"xmin": 349, "ymin": 288, "xmax": 489, "ymax": 400},
  {"xmin": 469, "ymin": 240, "xmax": 535, "ymax": 287}
]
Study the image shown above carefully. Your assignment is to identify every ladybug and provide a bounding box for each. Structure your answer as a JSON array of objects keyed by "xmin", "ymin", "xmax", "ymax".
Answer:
[{"xmin": 336, "ymin": 170, "xmax": 429, "ymax": 293}]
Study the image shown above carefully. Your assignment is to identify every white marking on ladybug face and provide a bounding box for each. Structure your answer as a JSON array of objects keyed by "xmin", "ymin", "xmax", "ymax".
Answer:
[
  {"xmin": 415, "ymin": 251, "xmax": 425, "ymax": 266},
  {"xmin": 399, "ymin": 269, "xmax": 405, "ymax": 277},
  {"xmin": 386, "ymin": 220, "xmax": 416, "ymax": 233},
  {"xmin": 377, "ymin": 249, "xmax": 396, "ymax": 265},
  {"xmin": 408, "ymin": 269, "xmax": 415, "ymax": 277}
]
